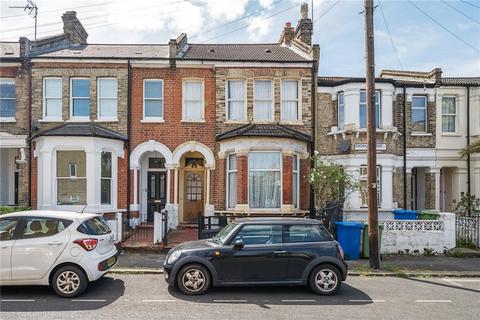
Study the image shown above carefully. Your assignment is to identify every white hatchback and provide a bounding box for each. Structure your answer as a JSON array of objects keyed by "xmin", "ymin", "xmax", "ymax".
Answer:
[{"xmin": 0, "ymin": 210, "xmax": 118, "ymax": 297}]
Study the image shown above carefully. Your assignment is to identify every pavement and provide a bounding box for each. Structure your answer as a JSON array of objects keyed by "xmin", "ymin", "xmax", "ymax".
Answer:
[
  {"xmin": 1, "ymin": 274, "xmax": 479, "ymax": 320},
  {"xmin": 114, "ymin": 251, "xmax": 480, "ymax": 277}
]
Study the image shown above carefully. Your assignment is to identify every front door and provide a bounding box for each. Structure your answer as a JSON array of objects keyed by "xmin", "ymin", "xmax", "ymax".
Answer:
[
  {"xmin": 183, "ymin": 172, "xmax": 203, "ymax": 222},
  {"xmin": 147, "ymin": 172, "xmax": 167, "ymax": 222}
]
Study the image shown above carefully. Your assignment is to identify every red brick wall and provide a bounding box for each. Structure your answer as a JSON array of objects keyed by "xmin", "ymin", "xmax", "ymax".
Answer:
[
  {"xmin": 236, "ymin": 155, "xmax": 248, "ymax": 205},
  {"xmin": 212, "ymin": 157, "xmax": 226, "ymax": 210},
  {"xmin": 117, "ymin": 152, "xmax": 128, "ymax": 210},
  {"xmin": 283, "ymin": 155, "xmax": 293, "ymax": 205},
  {"xmin": 300, "ymin": 158, "xmax": 310, "ymax": 210}
]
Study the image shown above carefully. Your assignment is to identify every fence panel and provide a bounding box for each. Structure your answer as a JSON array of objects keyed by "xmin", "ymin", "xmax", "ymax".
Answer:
[{"xmin": 456, "ymin": 215, "xmax": 480, "ymax": 248}]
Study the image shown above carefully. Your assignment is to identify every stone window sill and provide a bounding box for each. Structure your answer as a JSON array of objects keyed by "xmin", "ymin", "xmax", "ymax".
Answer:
[
  {"xmin": 95, "ymin": 118, "xmax": 119, "ymax": 123},
  {"xmin": 39, "ymin": 118, "xmax": 64, "ymax": 123},
  {"xmin": 440, "ymin": 133, "xmax": 461, "ymax": 137},
  {"xmin": 67, "ymin": 118, "xmax": 91, "ymax": 123},
  {"xmin": 225, "ymin": 120, "xmax": 249, "ymax": 124},
  {"xmin": 0, "ymin": 117, "xmax": 16, "ymax": 123},
  {"xmin": 181, "ymin": 119, "xmax": 206, "ymax": 123},
  {"xmin": 280, "ymin": 120, "xmax": 304, "ymax": 126},
  {"xmin": 411, "ymin": 132, "xmax": 432, "ymax": 137}
]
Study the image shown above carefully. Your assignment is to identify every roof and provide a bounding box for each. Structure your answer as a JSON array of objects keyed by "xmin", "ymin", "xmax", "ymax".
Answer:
[
  {"xmin": 32, "ymin": 43, "xmax": 170, "ymax": 59},
  {"xmin": 0, "ymin": 41, "xmax": 20, "ymax": 59},
  {"xmin": 33, "ymin": 123, "xmax": 127, "ymax": 141},
  {"xmin": 216, "ymin": 124, "xmax": 312, "ymax": 143},
  {"xmin": 317, "ymin": 76, "xmax": 436, "ymax": 88},
  {"xmin": 182, "ymin": 43, "xmax": 312, "ymax": 62},
  {"xmin": 1, "ymin": 210, "xmax": 98, "ymax": 220},
  {"xmin": 441, "ymin": 77, "xmax": 480, "ymax": 86},
  {"xmin": 234, "ymin": 217, "xmax": 320, "ymax": 224}
]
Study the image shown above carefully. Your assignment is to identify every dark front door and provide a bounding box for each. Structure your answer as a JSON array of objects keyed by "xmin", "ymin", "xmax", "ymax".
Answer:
[{"xmin": 147, "ymin": 171, "xmax": 167, "ymax": 222}]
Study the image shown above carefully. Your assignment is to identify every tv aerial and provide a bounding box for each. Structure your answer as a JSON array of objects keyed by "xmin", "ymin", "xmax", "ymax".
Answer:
[{"xmin": 9, "ymin": 0, "xmax": 38, "ymax": 40}]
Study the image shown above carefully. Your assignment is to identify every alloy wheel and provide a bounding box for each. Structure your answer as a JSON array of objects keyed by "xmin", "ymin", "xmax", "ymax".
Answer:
[
  {"xmin": 315, "ymin": 269, "xmax": 338, "ymax": 293},
  {"xmin": 56, "ymin": 271, "xmax": 81, "ymax": 295},
  {"xmin": 182, "ymin": 268, "xmax": 206, "ymax": 292}
]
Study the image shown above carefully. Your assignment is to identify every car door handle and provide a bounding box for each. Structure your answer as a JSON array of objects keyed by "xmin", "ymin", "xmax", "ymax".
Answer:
[
  {"xmin": 48, "ymin": 241, "xmax": 63, "ymax": 246},
  {"xmin": 274, "ymin": 250, "xmax": 287, "ymax": 254}
]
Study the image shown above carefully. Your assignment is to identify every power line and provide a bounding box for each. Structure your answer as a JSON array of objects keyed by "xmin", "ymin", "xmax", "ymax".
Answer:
[
  {"xmin": 202, "ymin": 2, "xmax": 302, "ymax": 43},
  {"xmin": 407, "ymin": 0, "xmax": 480, "ymax": 54},
  {"xmin": 440, "ymin": 0, "xmax": 480, "ymax": 25},
  {"xmin": 0, "ymin": 2, "xmax": 114, "ymax": 19},
  {"xmin": 378, "ymin": 1, "xmax": 404, "ymax": 70},
  {"xmin": 312, "ymin": 0, "xmax": 339, "ymax": 24},
  {"xmin": 461, "ymin": 0, "xmax": 480, "ymax": 9}
]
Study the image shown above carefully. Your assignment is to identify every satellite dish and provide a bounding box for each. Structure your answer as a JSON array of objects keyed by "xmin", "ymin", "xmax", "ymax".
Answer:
[{"xmin": 337, "ymin": 139, "xmax": 351, "ymax": 153}]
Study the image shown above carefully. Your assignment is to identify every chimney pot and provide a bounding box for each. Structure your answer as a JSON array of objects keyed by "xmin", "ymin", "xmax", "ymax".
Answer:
[{"xmin": 286, "ymin": 22, "xmax": 291, "ymax": 28}]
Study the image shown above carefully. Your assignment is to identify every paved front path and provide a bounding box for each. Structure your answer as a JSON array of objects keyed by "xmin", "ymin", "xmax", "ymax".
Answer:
[{"xmin": 1, "ymin": 275, "xmax": 479, "ymax": 320}]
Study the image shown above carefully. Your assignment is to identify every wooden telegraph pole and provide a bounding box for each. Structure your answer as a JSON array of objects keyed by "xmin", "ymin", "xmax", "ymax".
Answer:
[{"xmin": 365, "ymin": 0, "xmax": 380, "ymax": 269}]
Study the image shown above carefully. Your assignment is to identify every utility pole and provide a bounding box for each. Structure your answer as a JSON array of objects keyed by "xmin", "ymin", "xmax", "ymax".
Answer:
[{"xmin": 365, "ymin": 0, "xmax": 380, "ymax": 269}]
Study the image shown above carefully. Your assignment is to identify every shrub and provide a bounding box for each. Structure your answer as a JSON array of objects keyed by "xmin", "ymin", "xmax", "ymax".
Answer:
[{"xmin": 0, "ymin": 206, "xmax": 30, "ymax": 215}]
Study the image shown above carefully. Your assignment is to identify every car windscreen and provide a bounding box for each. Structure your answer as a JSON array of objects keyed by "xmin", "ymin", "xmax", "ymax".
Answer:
[
  {"xmin": 211, "ymin": 222, "xmax": 238, "ymax": 244},
  {"xmin": 77, "ymin": 217, "xmax": 111, "ymax": 235}
]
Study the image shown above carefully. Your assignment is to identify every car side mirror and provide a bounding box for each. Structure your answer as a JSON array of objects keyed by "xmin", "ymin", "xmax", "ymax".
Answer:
[{"xmin": 233, "ymin": 239, "xmax": 244, "ymax": 249}]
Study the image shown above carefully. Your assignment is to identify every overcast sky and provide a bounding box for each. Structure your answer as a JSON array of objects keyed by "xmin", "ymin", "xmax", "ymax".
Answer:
[{"xmin": 1, "ymin": 0, "xmax": 479, "ymax": 77}]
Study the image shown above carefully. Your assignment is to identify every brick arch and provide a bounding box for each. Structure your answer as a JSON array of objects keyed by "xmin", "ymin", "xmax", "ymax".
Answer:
[
  {"xmin": 172, "ymin": 141, "xmax": 215, "ymax": 169},
  {"xmin": 130, "ymin": 140, "xmax": 173, "ymax": 169}
]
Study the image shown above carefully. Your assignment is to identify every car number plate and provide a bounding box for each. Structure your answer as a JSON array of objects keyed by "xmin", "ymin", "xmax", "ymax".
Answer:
[{"xmin": 107, "ymin": 256, "xmax": 116, "ymax": 267}]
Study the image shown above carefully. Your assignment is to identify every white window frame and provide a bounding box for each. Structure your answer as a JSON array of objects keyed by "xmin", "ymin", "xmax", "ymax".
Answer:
[
  {"xmin": 441, "ymin": 96, "xmax": 457, "ymax": 134},
  {"xmin": 226, "ymin": 79, "xmax": 247, "ymax": 122},
  {"xmin": 0, "ymin": 78, "xmax": 16, "ymax": 122},
  {"xmin": 42, "ymin": 77, "xmax": 63, "ymax": 122},
  {"xmin": 96, "ymin": 77, "xmax": 118, "ymax": 122},
  {"xmin": 253, "ymin": 79, "xmax": 274, "ymax": 122},
  {"xmin": 69, "ymin": 77, "xmax": 90, "ymax": 121},
  {"xmin": 337, "ymin": 91, "xmax": 345, "ymax": 129},
  {"xmin": 359, "ymin": 165, "xmax": 381, "ymax": 208},
  {"xmin": 292, "ymin": 154, "xmax": 299, "ymax": 209},
  {"xmin": 100, "ymin": 151, "xmax": 112, "ymax": 205},
  {"xmin": 359, "ymin": 90, "xmax": 381, "ymax": 128},
  {"xmin": 142, "ymin": 79, "xmax": 164, "ymax": 122},
  {"xmin": 182, "ymin": 79, "xmax": 204, "ymax": 122},
  {"xmin": 248, "ymin": 151, "xmax": 282, "ymax": 209},
  {"xmin": 226, "ymin": 153, "xmax": 238, "ymax": 209},
  {"xmin": 412, "ymin": 95, "xmax": 428, "ymax": 133},
  {"xmin": 280, "ymin": 79, "xmax": 300, "ymax": 122}
]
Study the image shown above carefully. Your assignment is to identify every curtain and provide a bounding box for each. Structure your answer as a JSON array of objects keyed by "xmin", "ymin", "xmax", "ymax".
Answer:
[
  {"xmin": 442, "ymin": 97, "xmax": 456, "ymax": 132},
  {"xmin": 249, "ymin": 153, "xmax": 281, "ymax": 208},
  {"xmin": 228, "ymin": 154, "xmax": 237, "ymax": 208},
  {"xmin": 184, "ymin": 81, "xmax": 203, "ymax": 120},
  {"xmin": 98, "ymin": 79, "xmax": 117, "ymax": 118},
  {"xmin": 254, "ymin": 80, "xmax": 272, "ymax": 121},
  {"xmin": 281, "ymin": 81, "xmax": 298, "ymax": 121},
  {"xmin": 228, "ymin": 81, "xmax": 245, "ymax": 120}
]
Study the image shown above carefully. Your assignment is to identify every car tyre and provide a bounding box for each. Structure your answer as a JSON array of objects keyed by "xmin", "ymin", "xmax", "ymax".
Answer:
[
  {"xmin": 51, "ymin": 265, "xmax": 88, "ymax": 298},
  {"xmin": 176, "ymin": 264, "xmax": 211, "ymax": 295},
  {"xmin": 309, "ymin": 264, "xmax": 342, "ymax": 296}
]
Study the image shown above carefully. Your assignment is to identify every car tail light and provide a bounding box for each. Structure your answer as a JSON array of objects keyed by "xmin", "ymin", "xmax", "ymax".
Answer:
[
  {"xmin": 338, "ymin": 244, "xmax": 345, "ymax": 260},
  {"xmin": 74, "ymin": 238, "xmax": 98, "ymax": 251}
]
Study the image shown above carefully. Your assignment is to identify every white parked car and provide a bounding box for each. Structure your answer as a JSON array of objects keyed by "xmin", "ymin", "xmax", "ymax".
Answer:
[{"xmin": 0, "ymin": 210, "xmax": 118, "ymax": 297}]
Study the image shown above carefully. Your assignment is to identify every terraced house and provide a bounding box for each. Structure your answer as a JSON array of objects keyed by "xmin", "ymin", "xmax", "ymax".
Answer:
[
  {"xmin": 316, "ymin": 69, "xmax": 480, "ymax": 220},
  {"xmin": 0, "ymin": 5, "xmax": 318, "ymax": 232}
]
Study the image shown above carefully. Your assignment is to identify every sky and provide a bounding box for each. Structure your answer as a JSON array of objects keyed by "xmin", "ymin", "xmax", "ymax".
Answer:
[{"xmin": 0, "ymin": 0, "xmax": 479, "ymax": 77}]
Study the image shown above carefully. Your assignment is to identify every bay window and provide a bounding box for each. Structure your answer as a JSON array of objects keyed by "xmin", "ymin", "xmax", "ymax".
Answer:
[
  {"xmin": 43, "ymin": 78, "xmax": 62, "ymax": 120},
  {"xmin": 143, "ymin": 79, "xmax": 163, "ymax": 120},
  {"xmin": 412, "ymin": 96, "xmax": 427, "ymax": 132},
  {"xmin": 0, "ymin": 79, "xmax": 16, "ymax": 119},
  {"xmin": 442, "ymin": 97, "xmax": 456, "ymax": 133},
  {"xmin": 249, "ymin": 152, "xmax": 281, "ymax": 208},
  {"xmin": 70, "ymin": 78, "xmax": 90, "ymax": 119},
  {"xmin": 227, "ymin": 154, "xmax": 237, "ymax": 209},
  {"xmin": 292, "ymin": 155, "xmax": 299, "ymax": 208},
  {"xmin": 101, "ymin": 151, "xmax": 112, "ymax": 205},
  {"xmin": 253, "ymin": 80, "xmax": 273, "ymax": 121},
  {"xmin": 227, "ymin": 80, "xmax": 246, "ymax": 121},
  {"xmin": 97, "ymin": 78, "xmax": 118, "ymax": 120},
  {"xmin": 359, "ymin": 90, "xmax": 381, "ymax": 128},
  {"xmin": 337, "ymin": 92, "xmax": 345, "ymax": 129},
  {"xmin": 56, "ymin": 150, "xmax": 87, "ymax": 205},
  {"xmin": 183, "ymin": 80, "xmax": 204, "ymax": 121},
  {"xmin": 281, "ymin": 80, "xmax": 299, "ymax": 121}
]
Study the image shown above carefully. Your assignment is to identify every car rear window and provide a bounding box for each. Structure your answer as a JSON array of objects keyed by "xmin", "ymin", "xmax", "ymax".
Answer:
[
  {"xmin": 284, "ymin": 224, "xmax": 332, "ymax": 243},
  {"xmin": 77, "ymin": 217, "xmax": 111, "ymax": 235}
]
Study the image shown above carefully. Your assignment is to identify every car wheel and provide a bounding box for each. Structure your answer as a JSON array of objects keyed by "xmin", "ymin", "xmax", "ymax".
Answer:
[
  {"xmin": 176, "ymin": 264, "xmax": 211, "ymax": 295},
  {"xmin": 309, "ymin": 264, "xmax": 342, "ymax": 296},
  {"xmin": 52, "ymin": 265, "xmax": 88, "ymax": 298}
]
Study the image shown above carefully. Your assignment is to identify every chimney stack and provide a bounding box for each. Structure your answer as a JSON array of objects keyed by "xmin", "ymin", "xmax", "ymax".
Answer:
[
  {"xmin": 295, "ymin": 3, "xmax": 313, "ymax": 46},
  {"xmin": 280, "ymin": 22, "xmax": 295, "ymax": 45},
  {"xmin": 62, "ymin": 11, "xmax": 88, "ymax": 45}
]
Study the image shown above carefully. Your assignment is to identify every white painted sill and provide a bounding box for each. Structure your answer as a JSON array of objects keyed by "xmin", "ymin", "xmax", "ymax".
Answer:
[
  {"xmin": 224, "ymin": 120, "xmax": 249, "ymax": 124},
  {"xmin": 0, "ymin": 117, "xmax": 16, "ymax": 123},
  {"xmin": 280, "ymin": 120, "xmax": 304, "ymax": 126},
  {"xmin": 181, "ymin": 119, "xmax": 206, "ymax": 123},
  {"xmin": 38, "ymin": 118, "xmax": 64, "ymax": 123},
  {"xmin": 440, "ymin": 133, "xmax": 461, "ymax": 137},
  {"xmin": 67, "ymin": 118, "xmax": 91, "ymax": 123},
  {"xmin": 95, "ymin": 118, "xmax": 119, "ymax": 123},
  {"xmin": 411, "ymin": 132, "xmax": 432, "ymax": 136}
]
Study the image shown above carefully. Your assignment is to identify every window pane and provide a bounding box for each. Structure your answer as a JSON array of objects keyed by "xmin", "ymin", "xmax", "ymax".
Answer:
[
  {"xmin": 338, "ymin": 93, "xmax": 344, "ymax": 128},
  {"xmin": 228, "ymin": 101, "xmax": 245, "ymax": 120},
  {"xmin": 228, "ymin": 172, "xmax": 237, "ymax": 208},
  {"xmin": 360, "ymin": 90, "xmax": 366, "ymax": 103},
  {"xmin": 144, "ymin": 99, "xmax": 163, "ymax": 118},
  {"xmin": 254, "ymin": 101, "xmax": 272, "ymax": 121},
  {"xmin": 228, "ymin": 154, "xmax": 237, "ymax": 170},
  {"xmin": 249, "ymin": 152, "xmax": 280, "ymax": 170},
  {"xmin": 101, "ymin": 152, "xmax": 112, "ymax": 178},
  {"xmin": 72, "ymin": 79, "xmax": 90, "ymax": 97},
  {"xmin": 57, "ymin": 151, "xmax": 86, "ymax": 177},
  {"xmin": 232, "ymin": 224, "xmax": 282, "ymax": 245},
  {"xmin": 98, "ymin": 79, "xmax": 117, "ymax": 98},
  {"xmin": 101, "ymin": 179, "xmax": 111, "ymax": 204},
  {"xmin": 45, "ymin": 98, "xmax": 62, "ymax": 117},
  {"xmin": 22, "ymin": 218, "xmax": 68, "ymax": 239},
  {"xmin": 254, "ymin": 80, "xmax": 271, "ymax": 99},
  {"xmin": 144, "ymin": 80, "xmax": 162, "ymax": 99},
  {"xmin": 412, "ymin": 109, "xmax": 426, "ymax": 131},
  {"xmin": 228, "ymin": 80, "xmax": 245, "ymax": 100},
  {"xmin": 77, "ymin": 217, "xmax": 111, "ymax": 235},
  {"xmin": 0, "ymin": 218, "xmax": 18, "ymax": 241},
  {"xmin": 57, "ymin": 179, "xmax": 87, "ymax": 205},
  {"xmin": 293, "ymin": 172, "xmax": 298, "ymax": 208},
  {"xmin": 442, "ymin": 97, "xmax": 455, "ymax": 114},
  {"xmin": 99, "ymin": 98, "xmax": 117, "ymax": 117},
  {"xmin": 0, "ymin": 99, "xmax": 15, "ymax": 117},
  {"xmin": 249, "ymin": 171, "xmax": 281, "ymax": 208},
  {"xmin": 45, "ymin": 78, "xmax": 62, "ymax": 97},
  {"xmin": 284, "ymin": 225, "xmax": 330, "ymax": 243},
  {"xmin": 442, "ymin": 115, "xmax": 456, "ymax": 133},
  {"xmin": 184, "ymin": 100, "xmax": 203, "ymax": 120},
  {"xmin": 0, "ymin": 81, "xmax": 15, "ymax": 98},
  {"xmin": 184, "ymin": 81, "xmax": 202, "ymax": 100},
  {"xmin": 73, "ymin": 99, "xmax": 90, "ymax": 117},
  {"xmin": 281, "ymin": 100, "xmax": 298, "ymax": 120},
  {"xmin": 282, "ymin": 81, "xmax": 298, "ymax": 100},
  {"xmin": 412, "ymin": 96, "xmax": 426, "ymax": 109},
  {"xmin": 359, "ymin": 105, "xmax": 367, "ymax": 128}
]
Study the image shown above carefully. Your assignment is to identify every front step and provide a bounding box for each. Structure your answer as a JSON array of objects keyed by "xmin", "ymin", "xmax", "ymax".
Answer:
[{"xmin": 177, "ymin": 223, "xmax": 198, "ymax": 230}]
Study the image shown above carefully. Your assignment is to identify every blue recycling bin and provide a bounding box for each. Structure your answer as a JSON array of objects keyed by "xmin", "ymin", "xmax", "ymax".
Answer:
[
  {"xmin": 335, "ymin": 221, "xmax": 364, "ymax": 260},
  {"xmin": 392, "ymin": 209, "xmax": 418, "ymax": 220}
]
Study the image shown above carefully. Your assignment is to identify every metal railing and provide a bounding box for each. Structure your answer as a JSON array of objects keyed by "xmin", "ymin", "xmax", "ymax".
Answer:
[
  {"xmin": 456, "ymin": 215, "xmax": 480, "ymax": 248},
  {"xmin": 197, "ymin": 214, "xmax": 228, "ymax": 239}
]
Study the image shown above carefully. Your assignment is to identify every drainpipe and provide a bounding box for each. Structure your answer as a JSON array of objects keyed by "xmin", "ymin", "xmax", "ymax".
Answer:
[
  {"xmin": 27, "ymin": 60, "xmax": 32, "ymax": 208},
  {"xmin": 126, "ymin": 59, "xmax": 132, "ymax": 218},
  {"xmin": 466, "ymin": 85, "xmax": 471, "ymax": 215},
  {"xmin": 310, "ymin": 66, "xmax": 315, "ymax": 216},
  {"xmin": 403, "ymin": 85, "xmax": 407, "ymax": 209}
]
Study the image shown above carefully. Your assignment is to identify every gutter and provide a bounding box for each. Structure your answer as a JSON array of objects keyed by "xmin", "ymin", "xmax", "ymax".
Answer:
[
  {"xmin": 126, "ymin": 59, "xmax": 132, "ymax": 218},
  {"xmin": 403, "ymin": 85, "xmax": 407, "ymax": 209}
]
